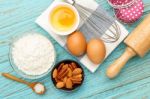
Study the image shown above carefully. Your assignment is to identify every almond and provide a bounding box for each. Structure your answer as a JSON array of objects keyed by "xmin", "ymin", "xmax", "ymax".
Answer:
[
  {"xmin": 57, "ymin": 64, "xmax": 68, "ymax": 79},
  {"xmin": 62, "ymin": 64, "xmax": 68, "ymax": 69},
  {"xmin": 58, "ymin": 68, "xmax": 68, "ymax": 79},
  {"xmin": 72, "ymin": 81, "xmax": 81, "ymax": 84},
  {"xmin": 71, "ymin": 77, "xmax": 82, "ymax": 82},
  {"xmin": 69, "ymin": 64, "xmax": 74, "ymax": 71},
  {"xmin": 71, "ymin": 62, "xmax": 77, "ymax": 70},
  {"xmin": 67, "ymin": 68, "xmax": 73, "ymax": 77},
  {"xmin": 63, "ymin": 77, "xmax": 67, "ymax": 84},
  {"xmin": 72, "ymin": 74, "xmax": 82, "ymax": 78},
  {"xmin": 66, "ymin": 78, "xmax": 73, "ymax": 89},
  {"xmin": 53, "ymin": 69, "xmax": 58, "ymax": 78},
  {"xmin": 56, "ymin": 82, "xmax": 65, "ymax": 88},
  {"xmin": 72, "ymin": 68, "xmax": 82, "ymax": 75},
  {"xmin": 55, "ymin": 77, "xmax": 61, "ymax": 83},
  {"xmin": 58, "ymin": 63, "xmax": 64, "ymax": 72},
  {"xmin": 72, "ymin": 74, "xmax": 82, "ymax": 81}
]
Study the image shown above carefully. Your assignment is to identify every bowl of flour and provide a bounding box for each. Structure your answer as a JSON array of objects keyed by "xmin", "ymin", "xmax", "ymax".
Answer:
[{"xmin": 10, "ymin": 33, "xmax": 56, "ymax": 79}]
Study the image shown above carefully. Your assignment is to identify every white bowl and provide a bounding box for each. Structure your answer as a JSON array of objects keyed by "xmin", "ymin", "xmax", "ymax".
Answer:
[{"xmin": 49, "ymin": 2, "xmax": 80, "ymax": 35}]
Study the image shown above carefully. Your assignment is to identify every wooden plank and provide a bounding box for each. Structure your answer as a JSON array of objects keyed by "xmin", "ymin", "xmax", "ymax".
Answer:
[{"xmin": 82, "ymin": 76, "xmax": 150, "ymax": 99}]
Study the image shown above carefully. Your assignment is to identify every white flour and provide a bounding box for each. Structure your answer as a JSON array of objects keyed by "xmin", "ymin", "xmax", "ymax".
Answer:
[{"xmin": 12, "ymin": 33, "xmax": 55, "ymax": 75}]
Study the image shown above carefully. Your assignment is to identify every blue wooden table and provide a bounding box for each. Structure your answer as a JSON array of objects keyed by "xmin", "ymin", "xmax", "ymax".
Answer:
[{"xmin": 0, "ymin": 0, "xmax": 150, "ymax": 99}]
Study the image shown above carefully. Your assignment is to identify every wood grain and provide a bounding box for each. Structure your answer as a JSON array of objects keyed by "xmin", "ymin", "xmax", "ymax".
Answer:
[{"xmin": 0, "ymin": 0, "xmax": 150, "ymax": 99}]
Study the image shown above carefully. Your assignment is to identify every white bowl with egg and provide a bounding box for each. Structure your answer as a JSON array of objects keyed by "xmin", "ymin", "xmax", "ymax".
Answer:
[
  {"xmin": 9, "ymin": 33, "xmax": 56, "ymax": 79},
  {"xmin": 49, "ymin": 2, "xmax": 80, "ymax": 35}
]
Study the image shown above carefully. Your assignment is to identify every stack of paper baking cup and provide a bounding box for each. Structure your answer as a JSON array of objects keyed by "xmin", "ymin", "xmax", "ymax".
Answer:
[{"xmin": 107, "ymin": 0, "xmax": 144, "ymax": 23}]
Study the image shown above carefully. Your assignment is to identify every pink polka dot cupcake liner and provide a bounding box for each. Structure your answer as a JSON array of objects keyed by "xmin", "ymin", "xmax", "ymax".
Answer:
[
  {"xmin": 108, "ymin": 0, "xmax": 144, "ymax": 24},
  {"xmin": 108, "ymin": 0, "xmax": 137, "ymax": 8}
]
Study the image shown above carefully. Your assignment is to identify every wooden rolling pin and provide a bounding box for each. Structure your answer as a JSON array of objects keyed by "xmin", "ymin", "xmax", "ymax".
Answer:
[{"xmin": 106, "ymin": 14, "xmax": 150, "ymax": 79}]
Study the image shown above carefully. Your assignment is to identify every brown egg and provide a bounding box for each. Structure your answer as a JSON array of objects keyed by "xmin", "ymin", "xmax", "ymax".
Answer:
[
  {"xmin": 87, "ymin": 39, "xmax": 106, "ymax": 64},
  {"xmin": 67, "ymin": 31, "xmax": 87, "ymax": 56}
]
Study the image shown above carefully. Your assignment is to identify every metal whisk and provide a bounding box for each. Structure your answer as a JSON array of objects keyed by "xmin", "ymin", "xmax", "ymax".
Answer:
[{"xmin": 65, "ymin": 0, "xmax": 121, "ymax": 43}]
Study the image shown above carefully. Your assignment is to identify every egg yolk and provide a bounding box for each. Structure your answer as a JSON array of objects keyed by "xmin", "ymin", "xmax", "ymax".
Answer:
[{"xmin": 50, "ymin": 6, "xmax": 77, "ymax": 32}]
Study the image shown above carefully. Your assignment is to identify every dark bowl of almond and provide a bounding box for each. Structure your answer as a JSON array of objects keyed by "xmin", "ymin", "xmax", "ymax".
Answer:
[{"xmin": 51, "ymin": 60, "xmax": 84, "ymax": 92}]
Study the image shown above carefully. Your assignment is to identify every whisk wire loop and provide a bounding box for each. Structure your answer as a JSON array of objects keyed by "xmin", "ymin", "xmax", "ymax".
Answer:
[{"xmin": 66, "ymin": 0, "xmax": 121, "ymax": 43}]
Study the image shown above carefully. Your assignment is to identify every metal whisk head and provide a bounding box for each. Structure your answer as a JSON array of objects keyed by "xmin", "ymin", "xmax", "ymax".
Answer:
[{"xmin": 66, "ymin": 0, "xmax": 121, "ymax": 43}]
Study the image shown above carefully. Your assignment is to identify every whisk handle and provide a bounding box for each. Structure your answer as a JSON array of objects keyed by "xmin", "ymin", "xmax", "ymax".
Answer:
[{"xmin": 106, "ymin": 47, "xmax": 136, "ymax": 79}]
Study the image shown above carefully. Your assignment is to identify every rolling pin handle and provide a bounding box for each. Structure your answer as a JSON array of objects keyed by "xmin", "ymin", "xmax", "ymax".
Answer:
[{"xmin": 106, "ymin": 47, "xmax": 136, "ymax": 79}]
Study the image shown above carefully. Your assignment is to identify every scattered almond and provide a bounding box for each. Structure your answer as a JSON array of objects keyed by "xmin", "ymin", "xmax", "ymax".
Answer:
[{"xmin": 56, "ymin": 82, "xmax": 65, "ymax": 88}]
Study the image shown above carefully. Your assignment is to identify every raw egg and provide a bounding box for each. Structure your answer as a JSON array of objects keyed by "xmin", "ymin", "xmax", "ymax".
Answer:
[
  {"xmin": 50, "ymin": 5, "xmax": 77, "ymax": 32},
  {"xmin": 67, "ymin": 31, "xmax": 87, "ymax": 56},
  {"xmin": 87, "ymin": 39, "xmax": 106, "ymax": 64}
]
